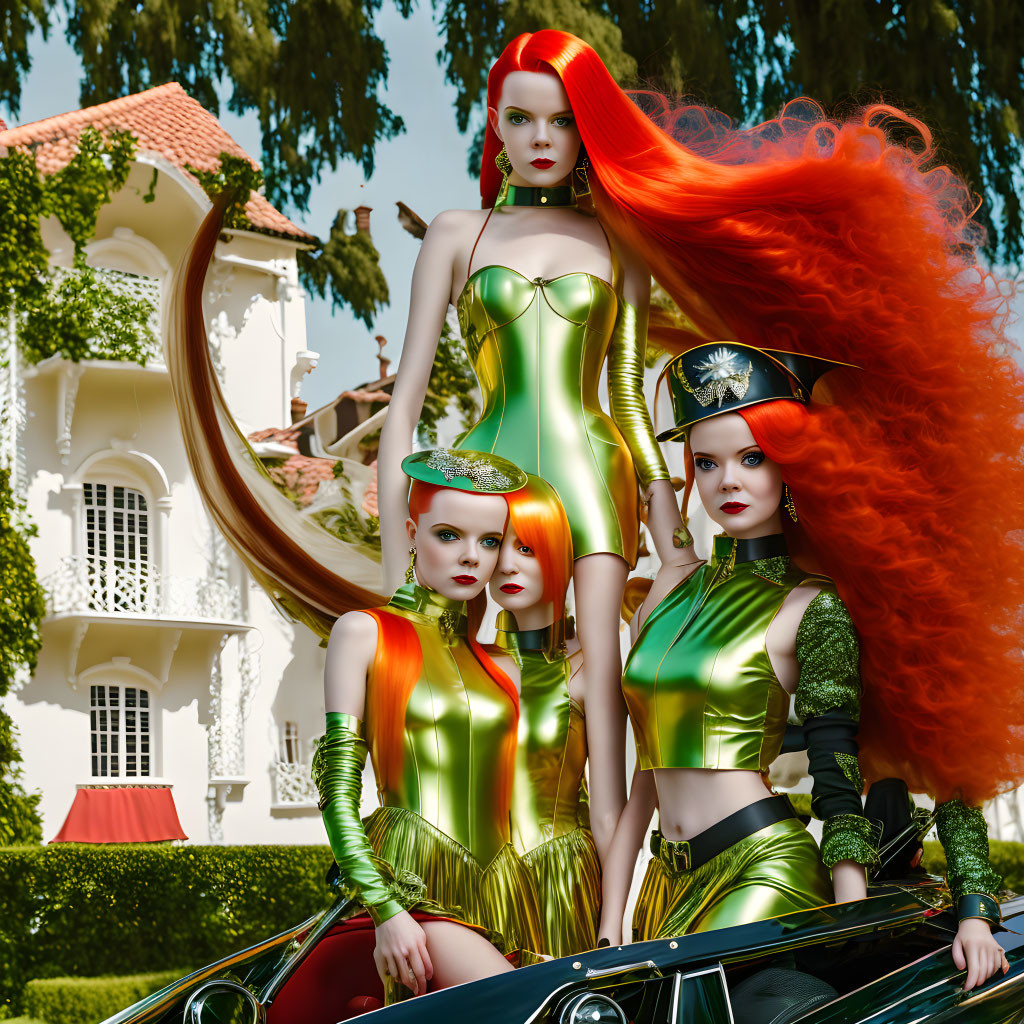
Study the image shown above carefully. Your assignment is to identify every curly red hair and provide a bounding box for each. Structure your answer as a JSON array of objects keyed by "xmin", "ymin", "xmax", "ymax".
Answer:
[{"xmin": 737, "ymin": 400, "xmax": 1024, "ymax": 806}]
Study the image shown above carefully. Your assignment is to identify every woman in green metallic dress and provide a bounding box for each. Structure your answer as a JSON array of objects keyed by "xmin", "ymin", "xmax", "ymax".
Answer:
[
  {"xmin": 377, "ymin": 49, "xmax": 699, "ymax": 861},
  {"xmin": 314, "ymin": 449, "xmax": 543, "ymax": 1003},
  {"xmin": 487, "ymin": 475, "xmax": 601, "ymax": 957}
]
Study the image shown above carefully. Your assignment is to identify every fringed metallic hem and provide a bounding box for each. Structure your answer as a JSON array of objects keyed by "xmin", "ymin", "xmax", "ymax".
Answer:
[
  {"xmin": 523, "ymin": 826, "xmax": 601, "ymax": 957},
  {"xmin": 363, "ymin": 805, "xmax": 543, "ymax": 957}
]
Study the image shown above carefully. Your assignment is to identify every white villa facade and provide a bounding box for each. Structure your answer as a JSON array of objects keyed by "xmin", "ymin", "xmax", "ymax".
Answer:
[{"xmin": 1, "ymin": 84, "xmax": 342, "ymax": 845}]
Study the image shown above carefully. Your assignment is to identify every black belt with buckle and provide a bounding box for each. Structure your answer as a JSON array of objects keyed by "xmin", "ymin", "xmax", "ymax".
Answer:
[{"xmin": 650, "ymin": 795, "xmax": 797, "ymax": 872}]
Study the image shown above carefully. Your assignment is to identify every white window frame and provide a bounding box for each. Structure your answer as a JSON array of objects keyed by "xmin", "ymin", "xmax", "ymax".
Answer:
[
  {"xmin": 90, "ymin": 683, "xmax": 152, "ymax": 778},
  {"xmin": 82, "ymin": 481, "xmax": 151, "ymax": 612}
]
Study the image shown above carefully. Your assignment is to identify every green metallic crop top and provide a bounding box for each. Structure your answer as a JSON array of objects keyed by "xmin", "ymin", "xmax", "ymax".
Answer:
[
  {"xmin": 494, "ymin": 616, "xmax": 589, "ymax": 855},
  {"xmin": 366, "ymin": 584, "xmax": 519, "ymax": 867},
  {"xmin": 622, "ymin": 534, "xmax": 858, "ymax": 773}
]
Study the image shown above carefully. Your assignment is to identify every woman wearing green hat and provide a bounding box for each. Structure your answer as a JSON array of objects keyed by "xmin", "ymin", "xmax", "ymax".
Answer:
[{"xmin": 314, "ymin": 448, "xmax": 544, "ymax": 1003}]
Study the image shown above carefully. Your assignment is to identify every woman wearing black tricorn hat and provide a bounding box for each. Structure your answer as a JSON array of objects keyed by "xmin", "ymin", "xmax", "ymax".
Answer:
[
  {"xmin": 598, "ymin": 338, "xmax": 1014, "ymax": 990},
  {"xmin": 599, "ymin": 343, "xmax": 872, "ymax": 944}
]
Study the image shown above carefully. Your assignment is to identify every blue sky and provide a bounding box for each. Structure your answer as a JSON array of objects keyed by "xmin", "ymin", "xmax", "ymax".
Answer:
[{"xmin": 3, "ymin": 2, "xmax": 480, "ymax": 412}]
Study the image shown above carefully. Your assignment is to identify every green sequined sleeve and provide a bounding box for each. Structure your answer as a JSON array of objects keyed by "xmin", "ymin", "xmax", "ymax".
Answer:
[
  {"xmin": 607, "ymin": 299, "xmax": 670, "ymax": 491},
  {"xmin": 935, "ymin": 799, "xmax": 1002, "ymax": 913},
  {"xmin": 794, "ymin": 590, "xmax": 861, "ymax": 723},
  {"xmin": 312, "ymin": 711, "xmax": 403, "ymax": 926},
  {"xmin": 795, "ymin": 590, "xmax": 875, "ymax": 868}
]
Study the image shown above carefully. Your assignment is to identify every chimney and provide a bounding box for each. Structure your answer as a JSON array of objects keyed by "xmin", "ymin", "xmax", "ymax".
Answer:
[
  {"xmin": 290, "ymin": 397, "xmax": 308, "ymax": 423},
  {"xmin": 374, "ymin": 335, "xmax": 391, "ymax": 379},
  {"xmin": 354, "ymin": 205, "xmax": 372, "ymax": 235}
]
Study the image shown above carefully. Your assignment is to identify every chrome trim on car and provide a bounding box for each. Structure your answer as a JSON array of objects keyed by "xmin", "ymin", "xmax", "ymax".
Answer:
[{"xmin": 184, "ymin": 980, "xmax": 264, "ymax": 1024}]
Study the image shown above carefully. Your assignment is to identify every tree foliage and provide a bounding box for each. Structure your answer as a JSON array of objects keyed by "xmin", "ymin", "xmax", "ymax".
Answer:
[
  {"xmin": 4, "ymin": 3, "xmax": 1020, "ymax": 258},
  {"xmin": 0, "ymin": 468, "xmax": 45, "ymax": 847},
  {"xmin": 186, "ymin": 156, "xmax": 391, "ymax": 328},
  {"xmin": 298, "ymin": 211, "xmax": 390, "ymax": 329},
  {"xmin": 418, "ymin": 321, "xmax": 480, "ymax": 445},
  {"xmin": 1, "ymin": 0, "xmax": 410, "ymax": 214}
]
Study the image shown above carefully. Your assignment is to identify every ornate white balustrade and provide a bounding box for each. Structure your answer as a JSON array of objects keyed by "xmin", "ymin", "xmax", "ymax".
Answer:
[
  {"xmin": 272, "ymin": 760, "xmax": 318, "ymax": 807},
  {"xmin": 44, "ymin": 555, "xmax": 241, "ymax": 621}
]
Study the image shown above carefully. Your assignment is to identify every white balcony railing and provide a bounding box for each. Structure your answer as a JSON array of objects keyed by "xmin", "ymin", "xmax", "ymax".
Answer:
[
  {"xmin": 44, "ymin": 555, "xmax": 241, "ymax": 621},
  {"xmin": 272, "ymin": 761, "xmax": 318, "ymax": 806}
]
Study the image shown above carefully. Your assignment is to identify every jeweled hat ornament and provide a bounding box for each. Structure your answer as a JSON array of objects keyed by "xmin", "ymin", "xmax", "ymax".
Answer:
[
  {"xmin": 656, "ymin": 342, "xmax": 856, "ymax": 442},
  {"xmin": 402, "ymin": 448, "xmax": 528, "ymax": 493}
]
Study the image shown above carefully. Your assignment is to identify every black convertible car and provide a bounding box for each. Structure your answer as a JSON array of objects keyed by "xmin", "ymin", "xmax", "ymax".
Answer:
[{"xmin": 102, "ymin": 875, "xmax": 1024, "ymax": 1024}]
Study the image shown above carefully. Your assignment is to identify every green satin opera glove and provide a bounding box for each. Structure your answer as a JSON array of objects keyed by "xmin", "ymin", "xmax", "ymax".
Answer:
[
  {"xmin": 936, "ymin": 799, "xmax": 1002, "ymax": 925},
  {"xmin": 607, "ymin": 299, "xmax": 670, "ymax": 491},
  {"xmin": 312, "ymin": 711, "xmax": 403, "ymax": 926},
  {"xmin": 794, "ymin": 591, "xmax": 877, "ymax": 869}
]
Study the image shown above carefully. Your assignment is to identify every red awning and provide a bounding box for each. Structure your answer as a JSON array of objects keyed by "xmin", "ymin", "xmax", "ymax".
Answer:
[{"xmin": 51, "ymin": 786, "xmax": 188, "ymax": 843}]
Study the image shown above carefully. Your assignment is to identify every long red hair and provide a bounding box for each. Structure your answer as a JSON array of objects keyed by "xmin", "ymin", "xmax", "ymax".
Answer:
[
  {"xmin": 503, "ymin": 475, "xmax": 573, "ymax": 608},
  {"xmin": 484, "ymin": 31, "xmax": 1024, "ymax": 804},
  {"xmin": 365, "ymin": 480, "xmax": 520, "ymax": 818}
]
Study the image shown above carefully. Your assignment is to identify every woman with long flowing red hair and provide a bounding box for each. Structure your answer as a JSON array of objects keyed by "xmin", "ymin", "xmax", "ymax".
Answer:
[
  {"xmin": 314, "ymin": 449, "xmax": 545, "ymax": 1003},
  {"xmin": 376, "ymin": 28, "xmax": 1023, "ymax": 868}
]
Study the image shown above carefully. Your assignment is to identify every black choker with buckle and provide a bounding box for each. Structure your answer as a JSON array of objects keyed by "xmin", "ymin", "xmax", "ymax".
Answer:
[{"xmin": 502, "ymin": 184, "xmax": 577, "ymax": 209}]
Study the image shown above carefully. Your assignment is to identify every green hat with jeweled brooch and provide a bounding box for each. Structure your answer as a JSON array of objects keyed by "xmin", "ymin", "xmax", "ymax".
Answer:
[
  {"xmin": 655, "ymin": 342, "xmax": 857, "ymax": 442},
  {"xmin": 401, "ymin": 448, "xmax": 528, "ymax": 493}
]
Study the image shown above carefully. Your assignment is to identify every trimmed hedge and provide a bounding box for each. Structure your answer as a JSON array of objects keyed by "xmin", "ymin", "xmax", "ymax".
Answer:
[
  {"xmin": 0, "ymin": 845, "xmax": 334, "ymax": 1016},
  {"xmin": 23, "ymin": 972, "xmax": 182, "ymax": 1024}
]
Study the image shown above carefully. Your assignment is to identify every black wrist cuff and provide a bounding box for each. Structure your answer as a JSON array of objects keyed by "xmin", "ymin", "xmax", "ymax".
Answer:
[{"xmin": 957, "ymin": 893, "xmax": 1001, "ymax": 926}]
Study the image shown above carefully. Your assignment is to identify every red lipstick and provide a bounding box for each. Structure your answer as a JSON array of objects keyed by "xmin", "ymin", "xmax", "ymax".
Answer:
[
  {"xmin": 720, "ymin": 502, "xmax": 749, "ymax": 515},
  {"xmin": 530, "ymin": 158, "xmax": 555, "ymax": 169},
  {"xmin": 452, "ymin": 575, "xmax": 477, "ymax": 585},
  {"xmin": 500, "ymin": 583, "xmax": 524, "ymax": 594}
]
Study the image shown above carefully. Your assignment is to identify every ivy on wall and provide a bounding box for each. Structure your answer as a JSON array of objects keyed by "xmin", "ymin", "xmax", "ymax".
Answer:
[
  {"xmin": 0, "ymin": 125, "xmax": 159, "ymax": 367},
  {"xmin": 0, "ymin": 468, "xmax": 45, "ymax": 848}
]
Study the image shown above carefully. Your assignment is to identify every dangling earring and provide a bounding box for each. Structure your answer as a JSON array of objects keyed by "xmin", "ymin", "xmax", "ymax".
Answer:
[
  {"xmin": 494, "ymin": 147, "xmax": 512, "ymax": 209},
  {"xmin": 783, "ymin": 484, "xmax": 799, "ymax": 523},
  {"xmin": 405, "ymin": 547, "xmax": 417, "ymax": 585},
  {"xmin": 572, "ymin": 153, "xmax": 592, "ymax": 202}
]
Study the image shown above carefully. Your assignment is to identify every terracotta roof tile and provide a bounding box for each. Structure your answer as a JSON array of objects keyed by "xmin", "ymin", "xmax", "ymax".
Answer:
[{"xmin": 0, "ymin": 82, "xmax": 315, "ymax": 242}]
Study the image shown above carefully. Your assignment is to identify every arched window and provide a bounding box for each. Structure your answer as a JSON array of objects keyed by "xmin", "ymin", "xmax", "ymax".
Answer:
[
  {"xmin": 83, "ymin": 482, "xmax": 150, "ymax": 611},
  {"xmin": 90, "ymin": 684, "xmax": 151, "ymax": 777}
]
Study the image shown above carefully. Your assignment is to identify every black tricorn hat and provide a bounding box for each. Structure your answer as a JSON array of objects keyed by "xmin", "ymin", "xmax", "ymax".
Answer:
[{"xmin": 656, "ymin": 342, "xmax": 856, "ymax": 442}]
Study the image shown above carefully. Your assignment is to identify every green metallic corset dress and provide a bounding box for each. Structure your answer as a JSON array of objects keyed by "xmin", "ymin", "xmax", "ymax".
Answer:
[
  {"xmin": 456, "ymin": 266, "xmax": 668, "ymax": 564},
  {"xmin": 495, "ymin": 618, "xmax": 600, "ymax": 957},
  {"xmin": 313, "ymin": 584, "xmax": 543, "ymax": 977}
]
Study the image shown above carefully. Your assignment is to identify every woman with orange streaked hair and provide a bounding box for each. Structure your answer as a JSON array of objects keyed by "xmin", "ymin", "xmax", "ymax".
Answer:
[
  {"xmin": 376, "ymin": 28, "xmax": 1024, "ymax": 868},
  {"xmin": 313, "ymin": 449, "xmax": 544, "ymax": 1004},
  {"xmin": 486, "ymin": 475, "xmax": 600, "ymax": 956}
]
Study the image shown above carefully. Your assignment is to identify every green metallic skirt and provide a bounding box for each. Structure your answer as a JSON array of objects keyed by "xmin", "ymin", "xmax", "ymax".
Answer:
[
  {"xmin": 632, "ymin": 818, "xmax": 833, "ymax": 941},
  {"xmin": 523, "ymin": 826, "xmax": 601, "ymax": 958},
  {"xmin": 363, "ymin": 806, "xmax": 544, "ymax": 955}
]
